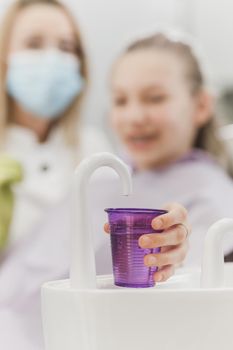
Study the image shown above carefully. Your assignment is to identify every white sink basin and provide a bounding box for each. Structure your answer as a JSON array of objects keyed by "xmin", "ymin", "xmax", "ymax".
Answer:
[
  {"xmin": 42, "ymin": 263, "xmax": 233, "ymax": 350},
  {"xmin": 41, "ymin": 154, "xmax": 233, "ymax": 350}
]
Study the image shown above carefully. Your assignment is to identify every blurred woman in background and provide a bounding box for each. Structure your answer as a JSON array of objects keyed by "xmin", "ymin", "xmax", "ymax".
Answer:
[{"xmin": 0, "ymin": 0, "xmax": 110, "ymax": 250}]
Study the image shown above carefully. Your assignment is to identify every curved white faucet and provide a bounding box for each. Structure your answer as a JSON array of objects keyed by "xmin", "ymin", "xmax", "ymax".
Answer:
[
  {"xmin": 70, "ymin": 152, "xmax": 132, "ymax": 289},
  {"xmin": 201, "ymin": 218, "xmax": 233, "ymax": 288}
]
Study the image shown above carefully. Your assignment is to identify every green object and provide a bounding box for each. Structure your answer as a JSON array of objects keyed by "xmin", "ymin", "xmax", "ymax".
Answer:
[{"xmin": 0, "ymin": 156, "xmax": 23, "ymax": 249}]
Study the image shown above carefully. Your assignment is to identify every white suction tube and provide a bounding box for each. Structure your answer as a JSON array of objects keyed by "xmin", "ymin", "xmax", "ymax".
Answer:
[
  {"xmin": 201, "ymin": 218, "xmax": 233, "ymax": 288},
  {"xmin": 70, "ymin": 152, "xmax": 132, "ymax": 289}
]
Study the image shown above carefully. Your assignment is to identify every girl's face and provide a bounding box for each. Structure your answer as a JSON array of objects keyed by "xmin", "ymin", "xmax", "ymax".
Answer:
[
  {"xmin": 110, "ymin": 49, "xmax": 210, "ymax": 169},
  {"xmin": 7, "ymin": 4, "xmax": 78, "ymax": 57}
]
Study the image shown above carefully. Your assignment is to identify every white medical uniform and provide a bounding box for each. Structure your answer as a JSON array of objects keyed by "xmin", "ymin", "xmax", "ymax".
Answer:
[{"xmin": 2, "ymin": 125, "xmax": 111, "ymax": 245}]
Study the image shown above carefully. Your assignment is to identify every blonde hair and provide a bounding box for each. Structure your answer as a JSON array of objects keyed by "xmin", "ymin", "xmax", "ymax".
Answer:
[
  {"xmin": 0, "ymin": 0, "xmax": 88, "ymax": 146},
  {"xmin": 121, "ymin": 32, "xmax": 233, "ymax": 176}
]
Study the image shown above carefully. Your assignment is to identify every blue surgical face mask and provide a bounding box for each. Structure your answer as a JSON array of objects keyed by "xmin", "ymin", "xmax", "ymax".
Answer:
[{"xmin": 6, "ymin": 50, "xmax": 84, "ymax": 119}]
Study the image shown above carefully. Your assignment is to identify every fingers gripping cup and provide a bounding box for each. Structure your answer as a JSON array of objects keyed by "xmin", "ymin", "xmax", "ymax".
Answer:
[{"xmin": 105, "ymin": 208, "xmax": 167, "ymax": 288}]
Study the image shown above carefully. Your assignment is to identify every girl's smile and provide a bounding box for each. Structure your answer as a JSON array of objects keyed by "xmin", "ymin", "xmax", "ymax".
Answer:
[{"xmin": 124, "ymin": 131, "xmax": 160, "ymax": 152}]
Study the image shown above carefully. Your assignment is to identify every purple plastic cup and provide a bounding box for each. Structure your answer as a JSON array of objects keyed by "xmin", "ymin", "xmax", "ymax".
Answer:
[{"xmin": 105, "ymin": 208, "xmax": 167, "ymax": 288}]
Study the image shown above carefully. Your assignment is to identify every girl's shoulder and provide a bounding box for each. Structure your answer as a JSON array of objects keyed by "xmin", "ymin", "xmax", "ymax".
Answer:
[{"xmin": 166, "ymin": 149, "xmax": 233, "ymax": 184}]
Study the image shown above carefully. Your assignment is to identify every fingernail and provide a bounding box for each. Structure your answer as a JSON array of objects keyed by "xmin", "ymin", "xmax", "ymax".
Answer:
[
  {"xmin": 155, "ymin": 274, "xmax": 163, "ymax": 282},
  {"xmin": 152, "ymin": 218, "xmax": 163, "ymax": 230},
  {"xmin": 139, "ymin": 235, "xmax": 152, "ymax": 247},
  {"xmin": 145, "ymin": 255, "xmax": 157, "ymax": 266}
]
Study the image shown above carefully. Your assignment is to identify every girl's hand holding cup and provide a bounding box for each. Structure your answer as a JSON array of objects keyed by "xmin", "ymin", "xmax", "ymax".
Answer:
[{"xmin": 104, "ymin": 202, "xmax": 190, "ymax": 286}]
